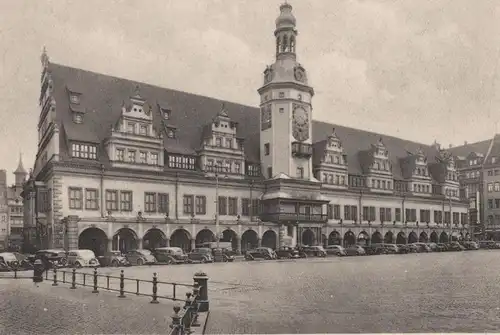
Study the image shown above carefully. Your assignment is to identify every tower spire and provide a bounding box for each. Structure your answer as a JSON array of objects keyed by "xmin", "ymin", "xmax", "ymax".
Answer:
[
  {"xmin": 14, "ymin": 153, "xmax": 26, "ymax": 175},
  {"xmin": 275, "ymin": 2, "xmax": 298, "ymax": 60}
]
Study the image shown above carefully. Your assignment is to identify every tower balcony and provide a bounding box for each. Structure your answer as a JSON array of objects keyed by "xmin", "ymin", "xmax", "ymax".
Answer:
[{"xmin": 292, "ymin": 142, "xmax": 312, "ymax": 158}]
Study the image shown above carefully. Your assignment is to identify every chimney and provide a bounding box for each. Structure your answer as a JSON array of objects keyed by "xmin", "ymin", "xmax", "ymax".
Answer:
[{"xmin": 433, "ymin": 140, "xmax": 441, "ymax": 151}]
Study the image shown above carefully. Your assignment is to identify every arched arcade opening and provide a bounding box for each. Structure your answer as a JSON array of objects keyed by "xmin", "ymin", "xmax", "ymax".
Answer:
[
  {"xmin": 195, "ymin": 229, "xmax": 215, "ymax": 246},
  {"xmin": 143, "ymin": 228, "xmax": 167, "ymax": 250},
  {"xmin": 170, "ymin": 229, "xmax": 191, "ymax": 253},
  {"xmin": 439, "ymin": 232, "xmax": 449, "ymax": 243},
  {"xmin": 408, "ymin": 232, "xmax": 418, "ymax": 244},
  {"xmin": 241, "ymin": 229, "xmax": 258, "ymax": 252},
  {"xmin": 78, "ymin": 227, "xmax": 108, "ymax": 257},
  {"xmin": 384, "ymin": 231, "xmax": 394, "ymax": 244},
  {"xmin": 344, "ymin": 231, "xmax": 356, "ymax": 247},
  {"xmin": 357, "ymin": 231, "xmax": 369, "ymax": 245},
  {"xmin": 396, "ymin": 232, "xmax": 406, "ymax": 245},
  {"xmin": 301, "ymin": 229, "xmax": 315, "ymax": 246},
  {"xmin": 430, "ymin": 231, "xmax": 438, "ymax": 243},
  {"xmin": 262, "ymin": 230, "xmax": 277, "ymax": 249},
  {"xmin": 371, "ymin": 231, "xmax": 382, "ymax": 244},
  {"xmin": 419, "ymin": 232, "xmax": 428, "ymax": 243},
  {"xmin": 328, "ymin": 231, "xmax": 341, "ymax": 246},
  {"xmin": 221, "ymin": 229, "xmax": 239, "ymax": 251},
  {"xmin": 112, "ymin": 228, "xmax": 138, "ymax": 254}
]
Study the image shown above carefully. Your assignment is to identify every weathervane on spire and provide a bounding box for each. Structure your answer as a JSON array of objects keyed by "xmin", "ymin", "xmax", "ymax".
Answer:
[{"xmin": 41, "ymin": 46, "xmax": 49, "ymax": 67}]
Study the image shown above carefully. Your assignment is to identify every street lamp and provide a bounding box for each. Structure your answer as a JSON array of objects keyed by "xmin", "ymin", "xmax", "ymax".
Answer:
[{"xmin": 206, "ymin": 165, "xmax": 228, "ymax": 249}]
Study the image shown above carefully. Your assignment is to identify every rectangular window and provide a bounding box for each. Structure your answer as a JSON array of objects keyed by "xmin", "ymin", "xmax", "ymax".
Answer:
[
  {"xmin": 105, "ymin": 190, "xmax": 118, "ymax": 211},
  {"xmin": 333, "ymin": 205, "xmax": 340, "ymax": 220},
  {"xmin": 68, "ymin": 187, "xmax": 83, "ymax": 209},
  {"xmin": 139, "ymin": 151, "xmax": 147, "ymax": 164},
  {"xmin": 452, "ymin": 212, "xmax": 459, "ymax": 224},
  {"xmin": 369, "ymin": 206, "xmax": 376, "ymax": 222},
  {"xmin": 167, "ymin": 155, "xmax": 196, "ymax": 170},
  {"xmin": 71, "ymin": 143, "xmax": 97, "ymax": 160},
  {"xmin": 488, "ymin": 183, "xmax": 493, "ymax": 192},
  {"xmin": 297, "ymin": 167, "xmax": 304, "ymax": 179},
  {"xmin": 195, "ymin": 196, "xmax": 206, "ymax": 215},
  {"xmin": 488, "ymin": 199, "xmax": 493, "ymax": 209},
  {"xmin": 215, "ymin": 137, "xmax": 222, "ymax": 147},
  {"xmin": 444, "ymin": 212, "xmax": 451, "ymax": 224},
  {"xmin": 251, "ymin": 199, "xmax": 260, "ymax": 216},
  {"xmin": 351, "ymin": 206, "xmax": 358, "ymax": 222},
  {"xmin": 225, "ymin": 138, "xmax": 232, "ymax": 148},
  {"xmin": 385, "ymin": 208, "xmax": 392, "ymax": 222},
  {"xmin": 116, "ymin": 149, "xmax": 125, "ymax": 161},
  {"xmin": 85, "ymin": 188, "xmax": 98, "ymax": 210},
  {"xmin": 380, "ymin": 208, "xmax": 386, "ymax": 222},
  {"xmin": 183, "ymin": 195, "xmax": 194, "ymax": 215},
  {"xmin": 496, "ymin": 199, "xmax": 500, "ymax": 209},
  {"xmin": 228, "ymin": 197, "xmax": 238, "ymax": 216},
  {"xmin": 264, "ymin": 143, "xmax": 270, "ymax": 156},
  {"xmin": 267, "ymin": 166, "xmax": 273, "ymax": 178},
  {"xmin": 495, "ymin": 183, "xmax": 500, "ymax": 192},
  {"xmin": 127, "ymin": 122, "xmax": 135, "ymax": 133},
  {"xmin": 234, "ymin": 162, "xmax": 241, "ymax": 174},
  {"xmin": 158, "ymin": 193, "xmax": 169, "ymax": 214},
  {"xmin": 144, "ymin": 192, "xmax": 156, "ymax": 212},
  {"xmin": 151, "ymin": 153, "xmax": 158, "ymax": 165},
  {"xmin": 139, "ymin": 124, "xmax": 148, "ymax": 136},
  {"xmin": 395, "ymin": 208, "xmax": 401, "ymax": 222},
  {"xmin": 327, "ymin": 205, "xmax": 333, "ymax": 220},
  {"xmin": 218, "ymin": 196, "xmax": 227, "ymax": 215},
  {"xmin": 120, "ymin": 191, "xmax": 133, "ymax": 211},
  {"xmin": 241, "ymin": 198, "xmax": 250, "ymax": 216},
  {"xmin": 128, "ymin": 150, "xmax": 136, "ymax": 163},
  {"xmin": 344, "ymin": 205, "xmax": 351, "ymax": 220}
]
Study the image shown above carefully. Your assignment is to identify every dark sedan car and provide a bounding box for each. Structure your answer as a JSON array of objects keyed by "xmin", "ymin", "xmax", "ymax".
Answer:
[
  {"xmin": 98, "ymin": 251, "xmax": 131, "ymax": 267},
  {"xmin": 188, "ymin": 248, "xmax": 213, "ymax": 263},
  {"xmin": 276, "ymin": 246, "xmax": 300, "ymax": 259},
  {"xmin": 245, "ymin": 247, "xmax": 275, "ymax": 261},
  {"xmin": 152, "ymin": 247, "xmax": 189, "ymax": 264},
  {"xmin": 34, "ymin": 249, "xmax": 68, "ymax": 268}
]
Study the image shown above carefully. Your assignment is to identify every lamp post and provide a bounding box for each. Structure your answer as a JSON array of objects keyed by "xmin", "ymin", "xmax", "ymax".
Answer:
[{"xmin": 210, "ymin": 165, "xmax": 228, "ymax": 250}]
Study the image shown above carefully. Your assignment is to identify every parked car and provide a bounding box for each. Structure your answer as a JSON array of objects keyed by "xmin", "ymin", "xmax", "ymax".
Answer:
[
  {"xmin": 427, "ymin": 243, "xmax": 438, "ymax": 251},
  {"xmin": 407, "ymin": 244, "xmax": 420, "ymax": 253},
  {"xmin": 188, "ymin": 248, "xmax": 213, "ymax": 263},
  {"xmin": 34, "ymin": 249, "xmax": 68, "ymax": 268},
  {"xmin": 12, "ymin": 252, "xmax": 33, "ymax": 270},
  {"xmin": 0, "ymin": 252, "xmax": 19, "ymax": 269},
  {"xmin": 436, "ymin": 243, "xmax": 448, "ymax": 252},
  {"xmin": 364, "ymin": 245, "xmax": 386, "ymax": 255},
  {"xmin": 211, "ymin": 248, "xmax": 235, "ymax": 262},
  {"xmin": 67, "ymin": 249, "xmax": 100, "ymax": 268},
  {"xmin": 324, "ymin": 245, "xmax": 347, "ymax": 256},
  {"xmin": 125, "ymin": 249, "xmax": 157, "ymax": 265},
  {"xmin": 447, "ymin": 242, "xmax": 465, "ymax": 251},
  {"xmin": 245, "ymin": 247, "xmax": 275, "ymax": 261},
  {"xmin": 463, "ymin": 241, "xmax": 479, "ymax": 250},
  {"xmin": 0, "ymin": 261, "xmax": 11, "ymax": 272},
  {"xmin": 276, "ymin": 246, "xmax": 301, "ymax": 259},
  {"xmin": 345, "ymin": 245, "xmax": 365, "ymax": 256},
  {"xmin": 152, "ymin": 247, "xmax": 188, "ymax": 264},
  {"xmin": 413, "ymin": 243, "xmax": 431, "ymax": 253},
  {"xmin": 301, "ymin": 246, "xmax": 327, "ymax": 257},
  {"xmin": 397, "ymin": 244, "xmax": 410, "ymax": 254},
  {"xmin": 382, "ymin": 244, "xmax": 399, "ymax": 254},
  {"xmin": 478, "ymin": 240, "xmax": 497, "ymax": 249},
  {"xmin": 98, "ymin": 251, "xmax": 131, "ymax": 267}
]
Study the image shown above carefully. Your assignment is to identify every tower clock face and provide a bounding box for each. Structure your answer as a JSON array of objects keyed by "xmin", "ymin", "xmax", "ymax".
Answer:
[
  {"xmin": 292, "ymin": 106, "xmax": 309, "ymax": 141},
  {"xmin": 294, "ymin": 67, "xmax": 305, "ymax": 83}
]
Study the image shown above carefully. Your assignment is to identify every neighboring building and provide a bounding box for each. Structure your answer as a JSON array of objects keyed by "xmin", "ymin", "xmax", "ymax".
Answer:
[
  {"xmin": 0, "ymin": 170, "xmax": 8, "ymax": 249},
  {"xmin": 24, "ymin": 3, "xmax": 469, "ymax": 256},
  {"xmin": 450, "ymin": 135, "xmax": 500, "ymax": 240},
  {"xmin": 6, "ymin": 155, "xmax": 28, "ymax": 250}
]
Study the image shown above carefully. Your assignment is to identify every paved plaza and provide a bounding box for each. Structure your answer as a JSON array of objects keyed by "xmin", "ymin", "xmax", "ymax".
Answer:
[{"xmin": 2, "ymin": 251, "xmax": 500, "ymax": 334}]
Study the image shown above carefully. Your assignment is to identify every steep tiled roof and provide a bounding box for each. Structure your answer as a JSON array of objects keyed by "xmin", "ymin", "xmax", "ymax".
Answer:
[
  {"xmin": 49, "ymin": 62, "xmax": 448, "ymax": 177},
  {"xmin": 448, "ymin": 139, "xmax": 492, "ymax": 159}
]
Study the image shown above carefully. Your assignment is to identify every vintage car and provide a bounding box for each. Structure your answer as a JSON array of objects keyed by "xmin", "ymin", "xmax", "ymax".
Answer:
[
  {"xmin": 152, "ymin": 247, "xmax": 188, "ymax": 264},
  {"xmin": 412, "ymin": 243, "xmax": 432, "ymax": 253},
  {"xmin": 67, "ymin": 249, "xmax": 100, "ymax": 268},
  {"xmin": 12, "ymin": 252, "xmax": 33, "ymax": 269},
  {"xmin": 345, "ymin": 245, "xmax": 366, "ymax": 256},
  {"xmin": 245, "ymin": 247, "xmax": 275, "ymax": 261},
  {"xmin": 324, "ymin": 245, "xmax": 347, "ymax": 256},
  {"xmin": 125, "ymin": 249, "xmax": 157, "ymax": 265},
  {"xmin": 300, "ymin": 246, "xmax": 327, "ymax": 257},
  {"xmin": 363, "ymin": 245, "xmax": 386, "ymax": 255},
  {"xmin": 211, "ymin": 248, "xmax": 235, "ymax": 262},
  {"xmin": 98, "ymin": 251, "xmax": 131, "ymax": 267},
  {"xmin": 275, "ymin": 246, "xmax": 300, "ymax": 259},
  {"xmin": 447, "ymin": 242, "xmax": 466, "ymax": 252},
  {"xmin": 0, "ymin": 252, "xmax": 19, "ymax": 269},
  {"xmin": 33, "ymin": 249, "xmax": 68, "ymax": 268},
  {"xmin": 463, "ymin": 241, "xmax": 479, "ymax": 250},
  {"xmin": 187, "ymin": 248, "xmax": 214, "ymax": 263}
]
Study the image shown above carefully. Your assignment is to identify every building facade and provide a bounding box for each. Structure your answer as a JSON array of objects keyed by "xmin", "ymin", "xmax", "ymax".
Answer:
[
  {"xmin": 24, "ymin": 3, "xmax": 470, "ymax": 256},
  {"xmin": 0, "ymin": 170, "xmax": 8, "ymax": 249},
  {"xmin": 6, "ymin": 155, "xmax": 28, "ymax": 250}
]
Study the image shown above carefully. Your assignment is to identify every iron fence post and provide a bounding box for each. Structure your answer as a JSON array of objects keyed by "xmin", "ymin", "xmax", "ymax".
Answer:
[
  {"xmin": 92, "ymin": 267, "xmax": 99, "ymax": 293},
  {"xmin": 118, "ymin": 269, "xmax": 125, "ymax": 298},
  {"xmin": 52, "ymin": 268, "xmax": 58, "ymax": 286},
  {"xmin": 170, "ymin": 305, "xmax": 183, "ymax": 335},
  {"xmin": 193, "ymin": 271, "xmax": 209, "ymax": 312},
  {"xmin": 14, "ymin": 268, "xmax": 17, "ymax": 279},
  {"xmin": 150, "ymin": 272, "xmax": 159, "ymax": 304},
  {"xmin": 70, "ymin": 268, "xmax": 76, "ymax": 289}
]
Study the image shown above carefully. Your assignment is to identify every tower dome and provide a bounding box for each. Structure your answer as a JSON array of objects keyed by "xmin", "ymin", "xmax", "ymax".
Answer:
[{"xmin": 275, "ymin": 2, "xmax": 296, "ymax": 31}]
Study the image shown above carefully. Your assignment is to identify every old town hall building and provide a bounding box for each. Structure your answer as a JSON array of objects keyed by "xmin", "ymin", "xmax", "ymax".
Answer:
[{"xmin": 23, "ymin": 3, "xmax": 469, "ymax": 255}]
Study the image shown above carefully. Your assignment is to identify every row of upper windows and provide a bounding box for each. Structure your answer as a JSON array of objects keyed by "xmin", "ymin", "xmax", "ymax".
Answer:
[
  {"xmin": 324, "ymin": 153, "xmax": 346, "ymax": 165},
  {"xmin": 115, "ymin": 148, "xmax": 159, "ymax": 165},
  {"xmin": 370, "ymin": 179, "xmax": 392, "ymax": 190},
  {"xmin": 206, "ymin": 159, "xmax": 242, "ymax": 174},
  {"xmin": 487, "ymin": 169, "xmax": 500, "ymax": 176},
  {"xmin": 372, "ymin": 159, "xmax": 390, "ymax": 171},
  {"xmin": 125, "ymin": 121, "xmax": 150, "ymax": 136},
  {"xmin": 487, "ymin": 199, "xmax": 500, "ymax": 209},
  {"xmin": 445, "ymin": 188, "xmax": 459, "ymax": 197},
  {"xmin": 210, "ymin": 136, "xmax": 240, "ymax": 150},
  {"xmin": 487, "ymin": 183, "xmax": 500, "ymax": 192},
  {"xmin": 464, "ymin": 170, "xmax": 481, "ymax": 179},
  {"xmin": 327, "ymin": 204, "xmax": 467, "ymax": 224},
  {"xmin": 414, "ymin": 167, "xmax": 428, "ymax": 176},
  {"xmin": 413, "ymin": 184, "xmax": 430, "ymax": 193},
  {"xmin": 322, "ymin": 173, "xmax": 346, "ymax": 186},
  {"xmin": 68, "ymin": 187, "xmax": 262, "ymax": 217}
]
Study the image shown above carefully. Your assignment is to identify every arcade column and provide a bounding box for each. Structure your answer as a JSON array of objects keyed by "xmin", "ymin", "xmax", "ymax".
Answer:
[
  {"xmin": 292, "ymin": 226, "xmax": 297, "ymax": 247},
  {"xmin": 138, "ymin": 238, "xmax": 143, "ymax": 249},
  {"xmin": 191, "ymin": 239, "xmax": 196, "ymax": 251},
  {"xmin": 257, "ymin": 238, "xmax": 262, "ymax": 248},
  {"xmin": 107, "ymin": 238, "xmax": 113, "ymax": 252},
  {"xmin": 165, "ymin": 238, "xmax": 170, "ymax": 247},
  {"xmin": 235, "ymin": 237, "xmax": 241, "ymax": 255}
]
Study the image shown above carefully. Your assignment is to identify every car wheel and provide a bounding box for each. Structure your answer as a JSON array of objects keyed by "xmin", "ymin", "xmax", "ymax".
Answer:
[
  {"xmin": 111, "ymin": 260, "xmax": 119, "ymax": 267},
  {"xmin": 223, "ymin": 256, "xmax": 228, "ymax": 262},
  {"xmin": 201, "ymin": 258, "xmax": 207, "ymax": 263},
  {"xmin": 137, "ymin": 258, "xmax": 144, "ymax": 266},
  {"xmin": 75, "ymin": 262, "xmax": 82, "ymax": 268},
  {"xmin": 167, "ymin": 258, "xmax": 175, "ymax": 265}
]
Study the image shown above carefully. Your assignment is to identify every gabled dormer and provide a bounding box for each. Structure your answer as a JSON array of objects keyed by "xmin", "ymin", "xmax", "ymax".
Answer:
[
  {"xmin": 429, "ymin": 149, "xmax": 460, "ymax": 199},
  {"xmin": 198, "ymin": 104, "xmax": 245, "ymax": 179},
  {"xmin": 313, "ymin": 128, "xmax": 348, "ymax": 188},
  {"xmin": 358, "ymin": 137, "xmax": 393, "ymax": 193},
  {"xmin": 399, "ymin": 147, "xmax": 432, "ymax": 196},
  {"xmin": 104, "ymin": 86, "xmax": 164, "ymax": 171},
  {"xmin": 66, "ymin": 86, "xmax": 85, "ymax": 124}
]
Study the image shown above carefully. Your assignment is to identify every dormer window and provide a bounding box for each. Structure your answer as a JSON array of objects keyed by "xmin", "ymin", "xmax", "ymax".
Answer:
[
  {"xmin": 71, "ymin": 143, "xmax": 97, "ymax": 160},
  {"xmin": 139, "ymin": 124, "xmax": 148, "ymax": 136},
  {"xmin": 162, "ymin": 109, "xmax": 171, "ymax": 119},
  {"xmin": 215, "ymin": 137, "xmax": 222, "ymax": 147},
  {"xmin": 166, "ymin": 127, "xmax": 176, "ymax": 139},
  {"xmin": 73, "ymin": 113, "xmax": 83, "ymax": 124},
  {"xmin": 127, "ymin": 122, "xmax": 135, "ymax": 134},
  {"xmin": 70, "ymin": 94, "xmax": 80, "ymax": 104}
]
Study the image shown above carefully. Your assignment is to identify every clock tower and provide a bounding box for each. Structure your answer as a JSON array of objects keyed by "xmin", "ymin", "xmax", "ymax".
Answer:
[{"xmin": 257, "ymin": 2, "xmax": 315, "ymax": 180}]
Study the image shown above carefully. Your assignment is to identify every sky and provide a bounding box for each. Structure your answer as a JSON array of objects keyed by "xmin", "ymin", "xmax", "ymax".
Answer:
[{"xmin": 1, "ymin": 0, "xmax": 499, "ymax": 184}]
